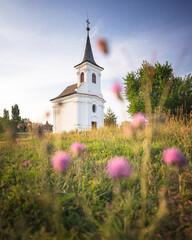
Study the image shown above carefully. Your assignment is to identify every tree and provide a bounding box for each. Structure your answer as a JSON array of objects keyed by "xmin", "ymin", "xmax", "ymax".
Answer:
[
  {"xmin": 3, "ymin": 109, "xmax": 9, "ymax": 120},
  {"xmin": 11, "ymin": 104, "xmax": 21, "ymax": 121},
  {"xmin": 124, "ymin": 61, "xmax": 192, "ymax": 116},
  {"xmin": 104, "ymin": 108, "xmax": 117, "ymax": 126}
]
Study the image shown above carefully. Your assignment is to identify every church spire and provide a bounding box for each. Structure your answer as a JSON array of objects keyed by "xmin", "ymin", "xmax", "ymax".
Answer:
[
  {"xmin": 74, "ymin": 19, "xmax": 103, "ymax": 69},
  {"xmin": 82, "ymin": 18, "xmax": 97, "ymax": 65}
]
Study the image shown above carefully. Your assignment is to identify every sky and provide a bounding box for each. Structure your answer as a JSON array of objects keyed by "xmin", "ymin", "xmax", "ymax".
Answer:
[{"xmin": 0, "ymin": 0, "xmax": 192, "ymax": 124}]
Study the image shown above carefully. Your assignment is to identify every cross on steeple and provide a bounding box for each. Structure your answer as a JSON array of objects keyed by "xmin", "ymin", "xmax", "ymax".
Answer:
[
  {"xmin": 86, "ymin": 18, "xmax": 90, "ymax": 33},
  {"xmin": 74, "ymin": 18, "xmax": 103, "ymax": 69}
]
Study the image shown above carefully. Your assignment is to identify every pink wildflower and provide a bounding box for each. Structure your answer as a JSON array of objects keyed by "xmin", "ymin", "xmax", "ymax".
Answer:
[
  {"xmin": 51, "ymin": 151, "xmax": 71, "ymax": 172},
  {"xmin": 163, "ymin": 148, "xmax": 187, "ymax": 167},
  {"xmin": 96, "ymin": 38, "xmax": 108, "ymax": 54},
  {"xmin": 23, "ymin": 161, "xmax": 31, "ymax": 167},
  {"xmin": 111, "ymin": 82, "xmax": 123, "ymax": 100},
  {"xmin": 132, "ymin": 113, "xmax": 146, "ymax": 129},
  {"xmin": 70, "ymin": 142, "xmax": 86, "ymax": 157},
  {"xmin": 107, "ymin": 157, "xmax": 132, "ymax": 179},
  {"xmin": 17, "ymin": 124, "xmax": 22, "ymax": 129}
]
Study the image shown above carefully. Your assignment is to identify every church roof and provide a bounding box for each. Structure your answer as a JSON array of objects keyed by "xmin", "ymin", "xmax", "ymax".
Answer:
[
  {"xmin": 82, "ymin": 35, "xmax": 97, "ymax": 65},
  {"xmin": 50, "ymin": 82, "xmax": 105, "ymax": 102},
  {"xmin": 74, "ymin": 25, "xmax": 103, "ymax": 69},
  {"xmin": 50, "ymin": 83, "xmax": 77, "ymax": 101}
]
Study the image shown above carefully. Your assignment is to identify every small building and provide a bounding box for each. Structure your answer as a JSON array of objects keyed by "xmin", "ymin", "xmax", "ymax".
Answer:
[{"xmin": 50, "ymin": 19, "xmax": 105, "ymax": 133}]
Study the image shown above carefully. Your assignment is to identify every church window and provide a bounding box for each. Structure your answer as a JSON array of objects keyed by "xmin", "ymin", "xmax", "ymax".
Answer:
[
  {"xmin": 92, "ymin": 104, "xmax": 96, "ymax": 113},
  {"xmin": 80, "ymin": 72, "xmax": 84, "ymax": 83},
  {"xmin": 92, "ymin": 73, "xmax": 96, "ymax": 83}
]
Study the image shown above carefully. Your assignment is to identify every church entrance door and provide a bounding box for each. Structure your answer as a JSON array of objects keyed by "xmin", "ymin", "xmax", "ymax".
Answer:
[{"xmin": 92, "ymin": 122, "xmax": 97, "ymax": 129}]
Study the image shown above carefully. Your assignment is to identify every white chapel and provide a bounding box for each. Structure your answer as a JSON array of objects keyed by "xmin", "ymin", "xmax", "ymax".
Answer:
[{"xmin": 50, "ymin": 19, "xmax": 105, "ymax": 133}]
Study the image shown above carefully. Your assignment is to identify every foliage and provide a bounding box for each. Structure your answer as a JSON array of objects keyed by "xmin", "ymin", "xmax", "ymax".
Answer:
[
  {"xmin": 11, "ymin": 104, "xmax": 21, "ymax": 121},
  {"xmin": 3, "ymin": 109, "xmax": 9, "ymax": 120},
  {"xmin": 104, "ymin": 107, "xmax": 117, "ymax": 126},
  {"xmin": 124, "ymin": 61, "xmax": 192, "ymax": 116},
  {"xmin": 0, "ymin": 118, "xmax": 19, "ymax": 135},
  {"xmin": 0, "ymin": 114, "xmax": 191, "ymax": 239}
]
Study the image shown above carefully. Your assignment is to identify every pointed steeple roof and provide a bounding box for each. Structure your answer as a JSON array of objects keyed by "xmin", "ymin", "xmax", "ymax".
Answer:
[
  {"xmin": 74, "ymin": 19, "xmax": 103, "ymax": 69},
  {"xmin": 82, "ymin": 35, "xmax": 97, "ymax": 65}
]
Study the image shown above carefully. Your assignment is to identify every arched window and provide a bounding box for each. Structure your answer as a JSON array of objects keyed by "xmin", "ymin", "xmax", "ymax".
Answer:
[
  {"xmin": 92, "ymin": 104, "xmax": 96, "ymax": 113},
  {"xmin": 92, "ymin": 73, "xmax": 96, "ymax": 83},
  {"xmin": 80, "ymin": 72, "xmax": 84, "ymax": 83}
]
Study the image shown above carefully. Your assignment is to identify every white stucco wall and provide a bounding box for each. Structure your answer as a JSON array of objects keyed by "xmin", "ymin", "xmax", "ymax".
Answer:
[
  {"xmin": 52, "ymin": 95, "xmax": 78, "ymax": 133},
  {"xmin": 77, "ymin": 94, "xmax": 104, "ymax": 131},
  {"xmin": 52, "ymin": 93, "xmax": 104, "ymax": 133},
  {"xmin": 75, "ymin": 62, "xmax": 103, "ymax": 99}
]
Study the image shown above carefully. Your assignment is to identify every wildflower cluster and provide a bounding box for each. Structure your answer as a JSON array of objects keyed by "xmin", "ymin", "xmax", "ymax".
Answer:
[
  {"xmin": 96, "ymin": 38, "xmax": 108, "ymax": 54},
  {"xmin": 51, "ymin": 151, "xmax": 71, "ymax": 172},
  {"xmin": 123, "ymin": 113, "xmax": 147, "ymax": 138},
  {"xmin": 23, "ymin": 161, "xmax": 31, "ymax": 167},
  {"xmin": 163, "ymin": 147, "xmax": 188, "ymax": 167},
  {"xmin": 107, "ymin": 157, "xmax": 132, "ymax": 179},
  {"xmin": 70, "ymin": 142, "xmax": 86, "ymax": 157},
  {"xmin": 50, "ymin": 142, "xmax": 86, "ymax": 173},
  {"xmin": 132, "ymin": 113, "xmax": 146, "ymax": 129},
  {"xmin": 111, "ymin": 82, "xmax": 123, "ymax": 101}
]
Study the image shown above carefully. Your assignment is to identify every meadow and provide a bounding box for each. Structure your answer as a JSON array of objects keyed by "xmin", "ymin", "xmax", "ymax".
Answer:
[{"xmin": 0, "ymin": 113, "xmax": 192, "ymax": 240}]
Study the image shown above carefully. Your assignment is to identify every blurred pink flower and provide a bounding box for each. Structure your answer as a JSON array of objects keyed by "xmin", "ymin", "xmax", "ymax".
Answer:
[
  {"xmin": 23, "ymin": 161, "xmax": 31, "ymax": 167},
  {"xmin": 107, "ymin": 157, "xmax": 132, "ymax": 179},
  {"xmin": 17, "ymin": 124, "xmax": 22, "ymax": 129},
  {"xmin": 51, "ymin": 151, "xmax": 71, "ymax": 172},
  {"xmin": 111, "ymin": 82, "xmax": 123, "ymax": 100},
  {"xmin": 132, "ymin": 113, "xmax": 146, "ymax": 128},
  {"xmin": 70, "ymin": 142, "xmax": 86, "ymax": 157},
  {"xmin": 96, "ymin": 38, "xmax": 108, "ymax": 54},
  {"xmin": 163, "ymin": 148, "xmax": 187, "ymax": 167}
]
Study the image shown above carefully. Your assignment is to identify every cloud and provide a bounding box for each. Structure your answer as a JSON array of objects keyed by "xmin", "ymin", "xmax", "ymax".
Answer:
[
  {"xmin": 95, "ymin": 24, "xmax": 192, "ymax": 84},
  {"xmin": 0, "ymin": 5, "xmax": 191, "ymax": 125}
]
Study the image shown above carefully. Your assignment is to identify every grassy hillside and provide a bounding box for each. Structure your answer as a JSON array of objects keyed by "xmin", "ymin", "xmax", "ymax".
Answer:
[{"xmin": 0, "ymin": 115, "xmax": 191, "ymax": 240}]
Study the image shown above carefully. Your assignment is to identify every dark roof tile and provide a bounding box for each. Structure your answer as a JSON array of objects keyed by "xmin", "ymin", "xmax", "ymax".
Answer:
[
  {"xmin": 50, "ymin": 83, "xmax": 77, "ymax": 101},
  {"xmin": 74, "ymin": 35, "xmax": 103, "ymax": 69}
]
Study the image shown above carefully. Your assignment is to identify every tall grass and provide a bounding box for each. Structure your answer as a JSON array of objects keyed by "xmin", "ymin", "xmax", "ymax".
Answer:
[{"xmin": 0, "ymin": 112, "xmax": 191, "ymax": 239}]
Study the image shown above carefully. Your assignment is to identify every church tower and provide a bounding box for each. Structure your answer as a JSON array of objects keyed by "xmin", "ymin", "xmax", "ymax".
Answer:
[
  {"xmin": 74, "ymin": 19, "xmax": 104, "ymax": 99},
  {"xmin": 51, "ymin": 19, "xmax": 105, "ymax": 132}
]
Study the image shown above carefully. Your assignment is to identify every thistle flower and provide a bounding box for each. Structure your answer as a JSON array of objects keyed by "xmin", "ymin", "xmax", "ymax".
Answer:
[
  {"xmin": 132, "ymin": 113, "xmax": 146, "ymax": 129},
  {"xmin": 107, "ymin": 157, "xmax": 132, "ymax": 179},
  {"xmin": 23, "ymin": 161, "xmax": 31, "ymax": 167},
  {"xmin": 96, "ymin": 38, "xmax": 108, "ymax": 54},
  {"xmin": 163, "ymin": 148, "xmax": 187, "ymax": 167},
  {"xmin": 70, "ymin": 142, "xmax": 86, "ymax": 157},
  {"xmin": 111, "ymin": 82, "xmax": 123, "ymax": 101},
  {"xmin": 17, "ymin": 123, "xmax": 22, "ymax": 129},
  {"xmin": 51, "ymin": 151, "xmax": 71, "ymax": 172}
]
